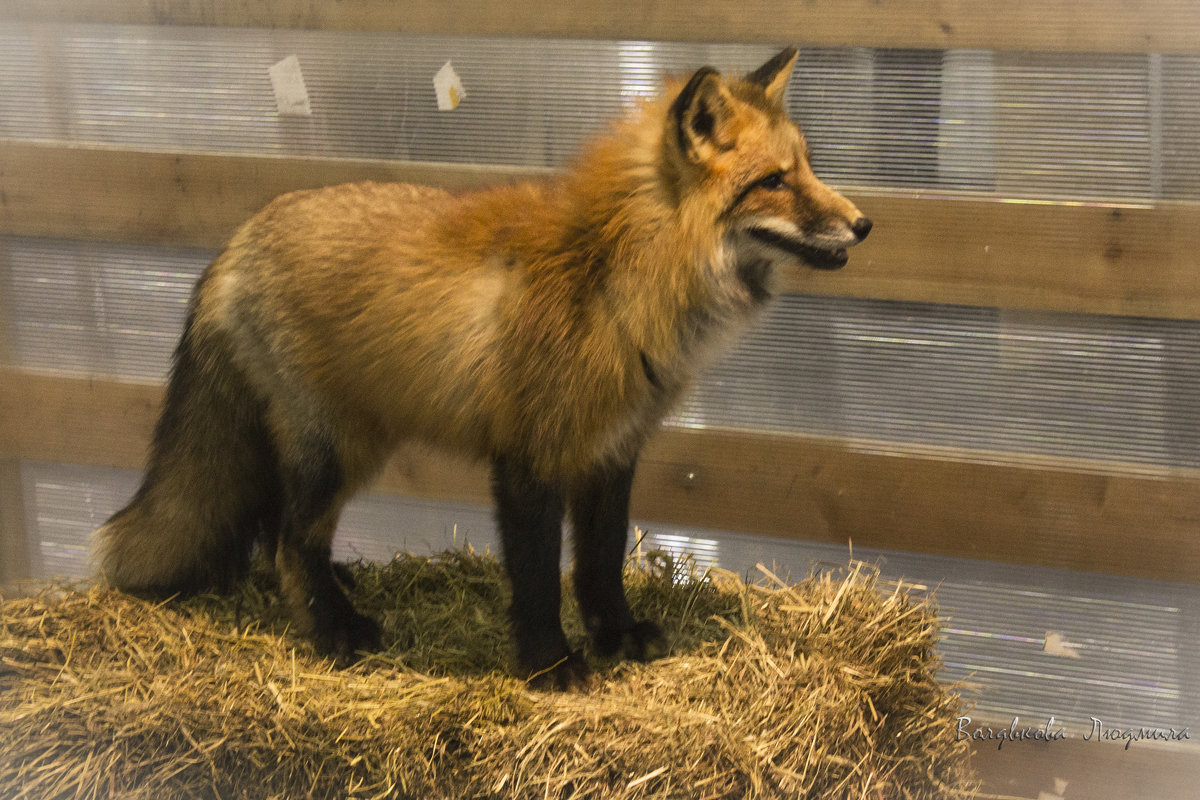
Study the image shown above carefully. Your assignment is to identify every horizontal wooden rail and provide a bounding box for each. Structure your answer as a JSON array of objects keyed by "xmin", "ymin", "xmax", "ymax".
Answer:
[
  {"xmin": 970, "ymin": 736, "xmax": 1200, "ymax": 800},
  {"xmin": 3, "ymin": 368, "xmax": 1198, "ymax": 582},
  {"xmin": 3, "ymin": 0, "xmax": 1200, "ymax": 55},
  {"xmin": 3, "ymin": 141, "xmax": 1200, "ymax": 320},
  {"xmin": 0, "ymin": 142, "xmax": 549, "ymax": 249}
]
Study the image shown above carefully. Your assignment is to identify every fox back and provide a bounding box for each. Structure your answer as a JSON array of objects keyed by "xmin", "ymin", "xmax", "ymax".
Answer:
[{"xmin": 96, "ymin": 47, "xmax": 870, "ymax": 687}]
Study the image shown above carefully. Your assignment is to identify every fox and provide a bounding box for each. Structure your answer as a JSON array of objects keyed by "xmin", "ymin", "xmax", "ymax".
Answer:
[{"xmin": 95, "ymin": 46, "xmax": 870, "ymax": 689}]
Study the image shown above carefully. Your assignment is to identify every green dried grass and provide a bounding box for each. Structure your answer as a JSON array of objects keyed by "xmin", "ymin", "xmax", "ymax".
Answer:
[{"xmin": 1, "ymin": 549, "xmax": 977, "ymax": 799}]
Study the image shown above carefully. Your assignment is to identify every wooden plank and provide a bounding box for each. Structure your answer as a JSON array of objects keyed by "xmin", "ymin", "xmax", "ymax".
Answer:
[
  {"xmin": 787, "ymin": 193, "xmax": 1200, "ymax": 321},
  {"xmin": 970, "ymin": 735, "xmax": 1200, "ymax": 799},
  {"xmin": 0, "ymin": 141, "xmax": 548, "ymax": 251},
  {"xmin": 2, "ymin": 368, "xmax": 1198, "ymax": 583},
  {"xmin": 0, "ymin": 238, "xmax": 13, "ymax": 364},
  {"xmin": 3, "ymin": 141, "xmax": 1200, "ymax": 320},
  {"xmin": 3, "ymin": 0, "xmax": 1200, "ymax": 55},
  {"xmin": 0, "ymin": 370, "xmax": 162, "ymax": 470},
  {"xmin": 633, "ymin": 428, "xmax": 1200, "ymax": 582},
  {"xmin": 0, "ymin": 457, "xmax": 31, "ymax": 585}
]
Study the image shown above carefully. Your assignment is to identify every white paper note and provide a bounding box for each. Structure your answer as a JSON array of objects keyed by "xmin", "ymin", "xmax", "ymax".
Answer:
[
  {"xmin": 434, "ymin": 61, "xmax": 466, "ymax": 111},
  {"xmin": 1042, "ymin": 631, "xmax": 1082, "ymax": 659},
  {"xmin": 269, "ymin": 55, "xmax": 312, "ymax": 116}
]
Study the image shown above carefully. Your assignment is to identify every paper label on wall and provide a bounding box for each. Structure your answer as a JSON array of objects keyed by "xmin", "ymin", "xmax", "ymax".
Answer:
[
  {"xmin": 434, "ymin": 61, "xmax": 466, "ymax": 111},
  {"xmin": 269, "ymin": 55, "xmax": 312, "ymax": 116},
  {"xmin": 1042, "ymin": 631, "xmax": 1082, "ymax": 659}
]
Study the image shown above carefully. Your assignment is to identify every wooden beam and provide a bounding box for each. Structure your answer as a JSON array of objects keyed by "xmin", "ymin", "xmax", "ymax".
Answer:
[
  {"xmin": 3, "ymin": 368, "xmax": 1197, "ymax": 583},
  {"xmin": 0, "ymin": 141, "xmax": 548, "ymax": 251},
  {"xmin": 3, "ymin": 141, "xmax": 1199, "ymax": 320},
  {"xmin": 0, "ymin": 237, "xmax": 13, "ymax": 364},
  {"xmin": 970, "ymin": 735, "xmax": 1200, "ymax": 800},
  {"xmin": 633, "ymin": 427, "xmax": 1200, "ymax": 582},
  {"xmin": 3, "ymin": 0, "xmax": 1200, "ymax": 55},
  {"xmin": 0, "ymin": 370, "xmax": 163, "ymax": 470},
  {"xmin": 788, "ymin": 193, "xmax": 1200, "ymax": 321}
]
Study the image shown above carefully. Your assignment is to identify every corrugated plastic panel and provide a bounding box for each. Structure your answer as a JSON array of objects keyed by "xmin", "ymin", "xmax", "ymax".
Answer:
[
  {"xmin": 2, "ymin": 237, "xmax": 206, "ymax": 381},
  {"xmin": 1, "ymin": 23, "xmax": 1198, "ymax": 201},
  {"xmin": 680, "ymin": 297, "xmax": 1200, "ymax": 470}
]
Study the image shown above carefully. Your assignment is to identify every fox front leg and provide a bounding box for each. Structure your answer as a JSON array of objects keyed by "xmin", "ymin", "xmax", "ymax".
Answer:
[
  {"xmin": 570, "ymin": 458, "xmax": 666, "ymax": 662},
  {"xmin": 491, "ymin": 456, "xmax": 590, "ymax": 690}
]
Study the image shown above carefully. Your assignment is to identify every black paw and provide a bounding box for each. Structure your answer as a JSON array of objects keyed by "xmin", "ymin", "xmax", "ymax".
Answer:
[
  {"xmin": 592, "ymin": 619, "xmax": 666, "ymax": 662},
  {"xmin": 313, "ymin": 608, "xmax": 381, "ymax": 664},
  {"xmin": 523, "ymin": 649, "xmax": 591, "ymax": 691}
]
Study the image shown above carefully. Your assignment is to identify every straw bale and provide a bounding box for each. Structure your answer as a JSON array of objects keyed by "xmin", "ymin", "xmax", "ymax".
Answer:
[{"xmin": 1, "ymin": 550, "xmax": 977, "ymax": 799}]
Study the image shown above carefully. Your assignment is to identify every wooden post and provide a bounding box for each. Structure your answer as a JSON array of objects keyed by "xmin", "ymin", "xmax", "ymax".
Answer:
[
  {"xmin": 0, "ymin": 236, "xmax": 32, "ymax": 585},
  {"xmin": 0, "ymin": 457, "xmax": 32, "ymax": 586},
  {"xmin": 0, "ymin": 238, "xmax": 13, "ymax": 367}
]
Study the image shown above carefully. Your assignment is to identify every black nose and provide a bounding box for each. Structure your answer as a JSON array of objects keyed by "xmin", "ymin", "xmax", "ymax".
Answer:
[{"xmin": 851, "ymin": 217, "xmax": 873, "ymax": 241}]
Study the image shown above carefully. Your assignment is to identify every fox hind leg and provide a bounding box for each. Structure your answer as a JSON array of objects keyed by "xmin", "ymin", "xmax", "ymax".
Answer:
[
  {"xmin": 569, "ymin": 459, "xmax": 665, "ymax": 662},
  {"xmin": 271, "ymin": 428, "xmax": 380, "ymax": 662},
  {"xmin": 491, "ymin": 456, "xmax": 589, "ymax": 689}
]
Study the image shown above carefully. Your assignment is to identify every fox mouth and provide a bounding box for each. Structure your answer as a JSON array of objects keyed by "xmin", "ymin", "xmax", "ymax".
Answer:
[{"xmin": 748, "ymin": 228, "xmax": 848, "ymax": 270}]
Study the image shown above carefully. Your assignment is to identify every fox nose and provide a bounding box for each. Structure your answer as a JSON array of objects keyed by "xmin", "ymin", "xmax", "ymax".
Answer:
[{"xmin": 851, "ymin": 217, "xmax": 873, "ymax": 242}]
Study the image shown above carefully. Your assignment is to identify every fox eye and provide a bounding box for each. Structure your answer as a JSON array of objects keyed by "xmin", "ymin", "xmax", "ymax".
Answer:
[{"xmin": 756, "ymin": 171, "xmax": 787, "ymax": 190}]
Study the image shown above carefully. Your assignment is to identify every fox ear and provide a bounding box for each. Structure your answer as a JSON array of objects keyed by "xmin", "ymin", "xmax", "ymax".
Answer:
[
  {"xmin": 669, "ymin": 67, "xmax": 738, "ymax": 165},
  {"xmin": 746, "ymin": 46, "xmax": 799, "ymax": 105}
]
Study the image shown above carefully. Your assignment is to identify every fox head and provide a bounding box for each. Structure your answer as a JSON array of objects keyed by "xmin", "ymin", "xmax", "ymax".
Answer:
[{"xmin": 664, "ymin": 47, "xmax": 871, "ymax": 299}]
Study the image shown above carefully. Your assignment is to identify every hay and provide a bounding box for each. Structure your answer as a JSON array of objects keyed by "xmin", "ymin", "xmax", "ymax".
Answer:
[{"xmin": 1, "ymin": 550, "xmax": 977, "ymax": 799}]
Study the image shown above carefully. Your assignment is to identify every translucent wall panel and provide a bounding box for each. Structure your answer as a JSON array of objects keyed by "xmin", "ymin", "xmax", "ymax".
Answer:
[
  {"xmin": 335, "ymin": 492, "xmax": 500, "ymax": 565},
  {"xmin": 3, "ymin": 23, "xmax": 1199, "ymax": 202},
  {"xmin": 0, "ymin": 27, "xmax": 55, "ymax": 141},
  {"xmin": 1161, "ymin": 54, "xmax": 1200, "ymax": 200},
  {"xmin": 682, "ymin": 297, "xmax": 1200, "ymax": 470},
  {"xmin": 991, "ymin": 52, "xmax": 1153, "ymax": 200},
  {"xmin": 2, "ymin": 238, "xmax": 206, "ymax": 381},
  {"xmin": 20, "ymin": 462, "xmax": 141, "ymax": 579}
]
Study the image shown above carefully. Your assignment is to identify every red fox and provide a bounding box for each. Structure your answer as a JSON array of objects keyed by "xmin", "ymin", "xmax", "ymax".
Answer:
[{"xmin": 95, "ymin": 47, "xmax": 870, "ymax": 688}]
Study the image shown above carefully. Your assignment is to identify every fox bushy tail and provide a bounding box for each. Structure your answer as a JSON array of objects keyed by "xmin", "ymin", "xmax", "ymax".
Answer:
[{"xmin": 95, "ymin": 304, "xmax": 280, "ymax": 594}]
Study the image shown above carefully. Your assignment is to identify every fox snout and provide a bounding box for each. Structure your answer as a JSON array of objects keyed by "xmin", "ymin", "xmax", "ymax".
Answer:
[
  {"xmin": 799, "ymin": 183, "xmax": 872, "ymax": 270},
  {"xmin": 793, "ymin": 181, "xmax": 872, "ymax": 271},
  {"xmin": 743, "ymin": 204, "xmax": 871, "ymax": 272},
  {"xmin": 813, "ymin": 212, "xmax": 872, "ymax": 271}
]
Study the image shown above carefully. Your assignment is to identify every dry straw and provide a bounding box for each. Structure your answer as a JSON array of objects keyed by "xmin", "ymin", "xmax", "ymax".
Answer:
[{"xmin": 1, "ymin": 549, "xmax": 977, "ymax": 799}]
